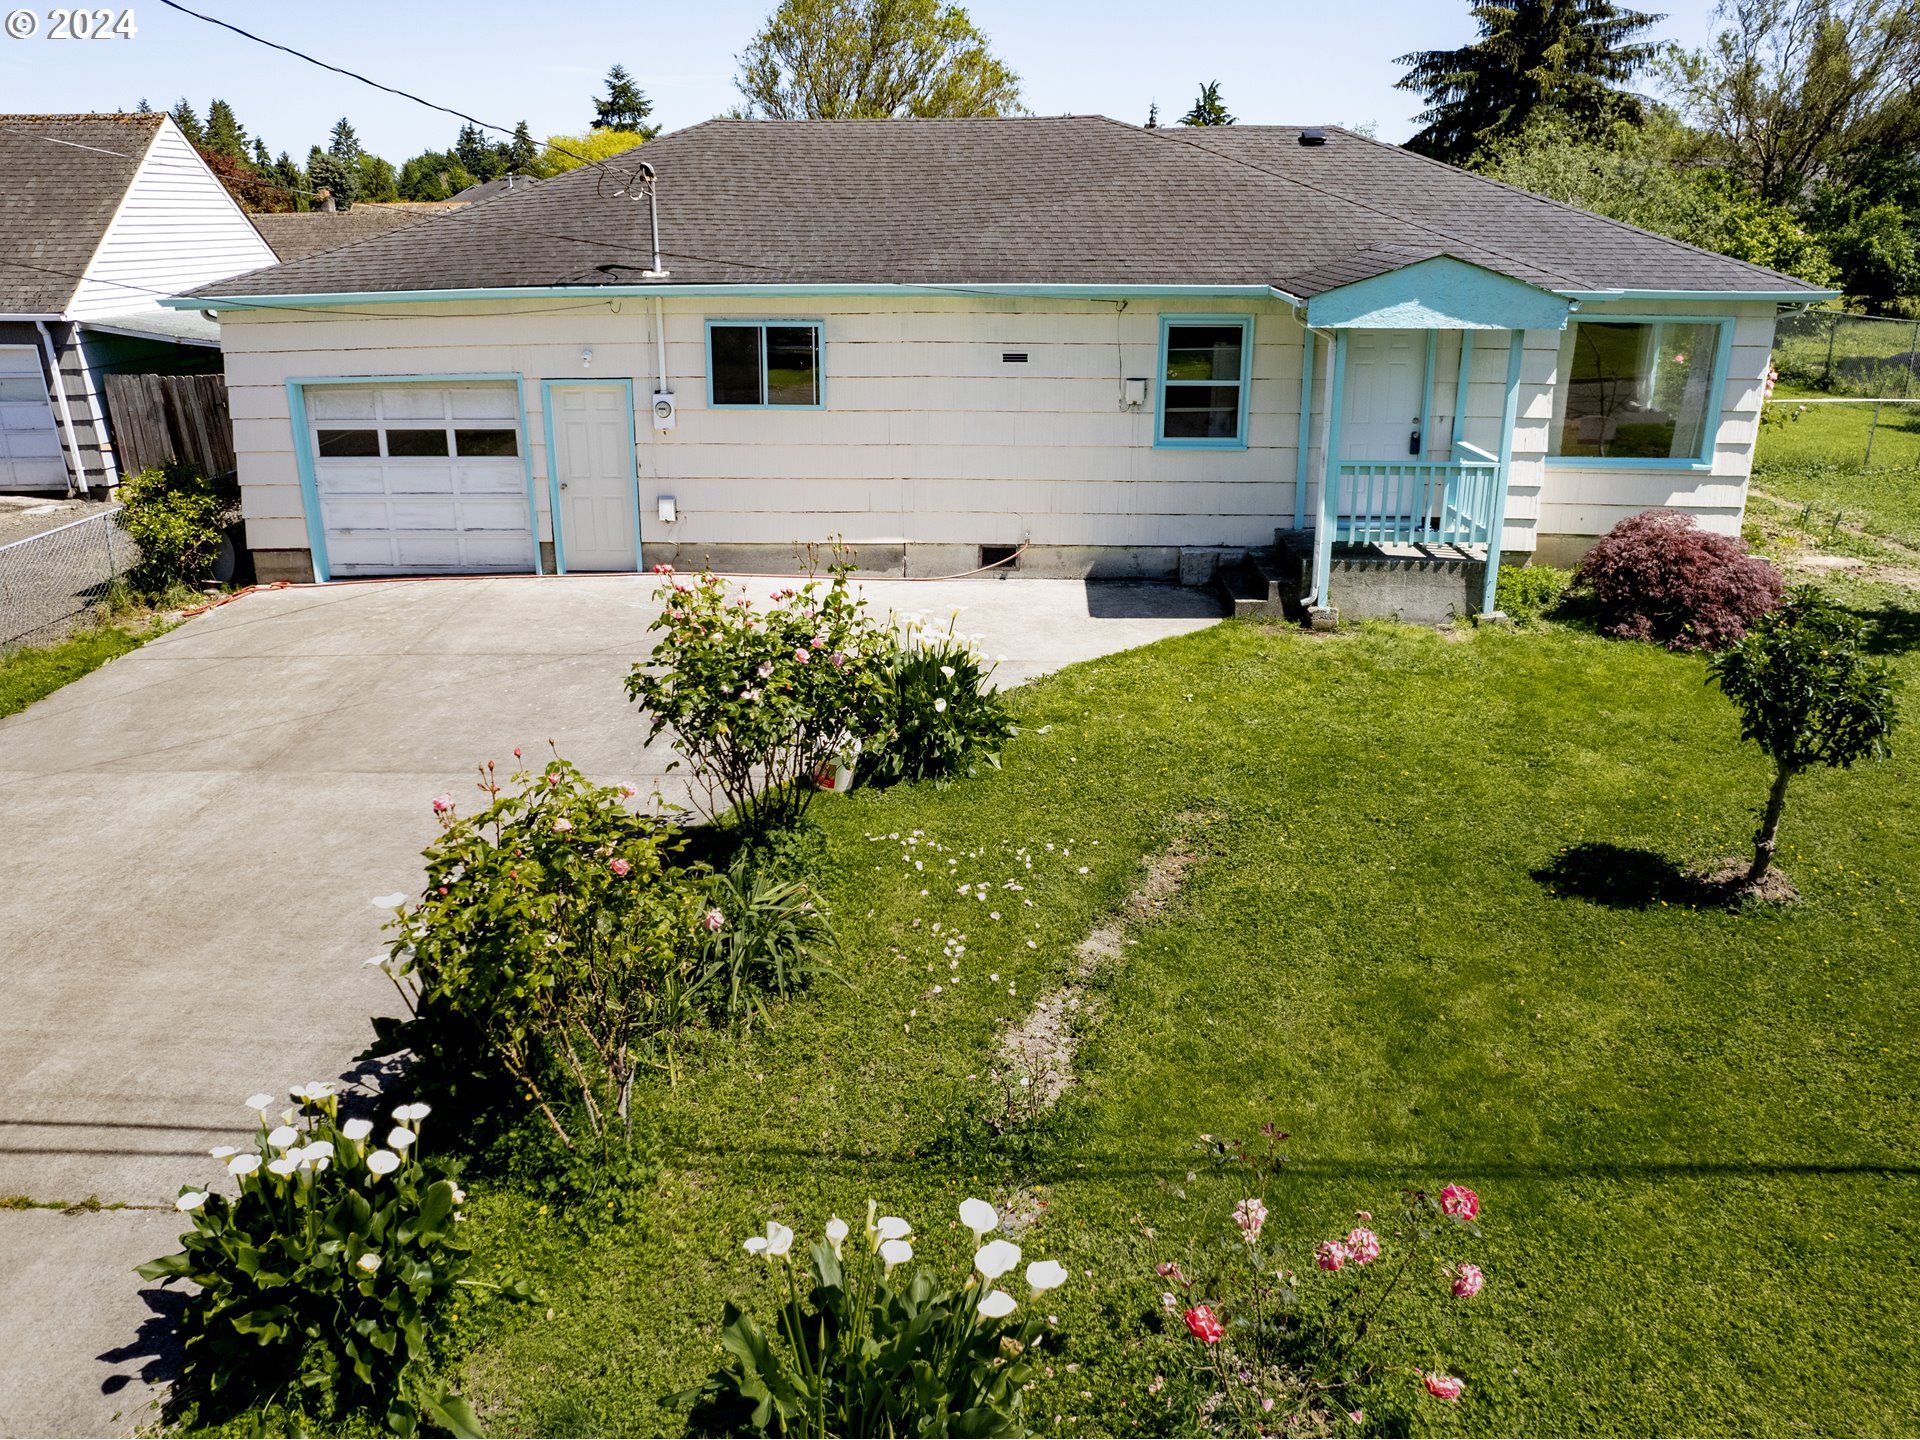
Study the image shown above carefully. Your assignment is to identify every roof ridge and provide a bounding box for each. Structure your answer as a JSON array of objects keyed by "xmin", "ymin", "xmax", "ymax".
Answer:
[{"xmin": 0, "ymin": 112, "xmax": 164, "ymax": 123}]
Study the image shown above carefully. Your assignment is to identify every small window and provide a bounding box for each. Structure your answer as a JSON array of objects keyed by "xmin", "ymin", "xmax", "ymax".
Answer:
[
  {"xmin": 384, "ymin": 428, "xmax": 450, "ymax": 457},
  {"xmin": 709, "ymin": 321, "xmax": 823, "ymax": 407},
  {"xmin": 1551, "ymin": 319, "xmax": 1720, "ymax": 461},
  {"xmin": 317, "ymin": 428, "xmax": 379, "ymax": 457},
  {"xmin": 1159, "ymin": 320, "xmax": 1250, "ymax": 445},
  {"xmin": 454, "ymin": 428, "xmax": 519, "ymax": 458}
]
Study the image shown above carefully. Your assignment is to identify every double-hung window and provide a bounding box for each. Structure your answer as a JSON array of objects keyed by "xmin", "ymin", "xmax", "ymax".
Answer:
[
  {"xmin": 1549, "ymin": 318, "xmax": 1726, "ymax": 464},
  {"xmin": 1158, "ymin": 317, "xmax": 1252, "ymax": 447},
  {"xmin": 707, "ymin": 321, "xmax": 823, "ymax": 408}
]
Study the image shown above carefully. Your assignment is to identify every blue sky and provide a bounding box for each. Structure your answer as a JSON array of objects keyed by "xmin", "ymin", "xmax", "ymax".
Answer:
[{"xmin": 1, "ymin": 0, "xmax": 1722, "ymax": 162}]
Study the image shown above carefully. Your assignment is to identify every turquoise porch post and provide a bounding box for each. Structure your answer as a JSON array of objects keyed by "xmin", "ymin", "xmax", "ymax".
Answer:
[
  {"xmin": 1483, "ymin": 329, "xmax": 1525, "ymax": 615},
  {"xmin": 1311, "ymin": 330, "xmax": 1348, "ymax": 608},
  {"xmin": 1293, "ymin": 329, "xmax": 1316, "ymax": 531}
]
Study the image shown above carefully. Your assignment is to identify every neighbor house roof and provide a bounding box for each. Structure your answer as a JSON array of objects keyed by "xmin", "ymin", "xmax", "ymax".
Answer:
[
  {"xmin": 0, "ymin": 113, "xmax": 164, "ymax": 313},
  {"xmin": 185, "ymin": 117, "xmax": 1829, "ymax": 304},
  {"xmin": 250, "ymin": 202, "xmax": 466, "ymax": 264}
]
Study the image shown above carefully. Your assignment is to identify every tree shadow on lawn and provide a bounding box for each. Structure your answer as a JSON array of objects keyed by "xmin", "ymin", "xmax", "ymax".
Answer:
[
  {"xmin": 1530, "ymin": 841, "xmax": 1711, "ymax": 910},
  {"xmin": 1854, "ymin": 594, "xmax": 1920, "ymax": 657}
]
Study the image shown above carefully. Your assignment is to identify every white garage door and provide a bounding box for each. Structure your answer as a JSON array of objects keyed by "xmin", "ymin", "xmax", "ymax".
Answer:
[
  {"xmin": 308, "ymin": 383, "xmax": 533, "ymax": 577},
  {"xmin": 0, "ymin": 346, "xmax": 69, "ymax": 492}
]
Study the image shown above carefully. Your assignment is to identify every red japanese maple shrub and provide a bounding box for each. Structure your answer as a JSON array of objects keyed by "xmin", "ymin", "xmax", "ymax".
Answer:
[{"xmin": 1572, "ymin": 509, "xmax": 1784, "ymax": 651}]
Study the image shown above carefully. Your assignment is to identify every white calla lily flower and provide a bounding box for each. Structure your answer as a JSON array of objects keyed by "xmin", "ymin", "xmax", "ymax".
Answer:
[
  {"xmin": 875, "ymin": 1215, "xmax": 912, "ymax": 1242},
  {"xmin": 302, "ymin": 1140, "xmax": 335, "ymax": 1160},
  {"xmin": 175, "ymin": 1191, "xmax": 209, "ymax": 1212},
  {"xmin": 825, "ymin": 1215, "xmax": 850, "ymax": 1258},
  {"xmin": 266, "ymin": 1125, "xmax": 298, "ymax": 1150},
  {"xmin": 1026, "ymin": 1259, "xmax": 1069, "ymax": 1293},
  {"xmin": 209, "ymin": 1145, "xmax": 238, "ymax": 1160},
  {"xmin": 879, "ymin": 1237, "xmax": 913, "ymax": 1274},
  {"xmin": 266, "ymin": 1155, "xmax": 300, "ymax": 1178},
  {"xmin": 743, "ymin": 1235, "xmax": 769, "ymax": 1255},
  {"xmin": 341, "ymin": 1118, "xmax": 374, "ymax": 1141},
  {"xmin": 959, "ymin": 1197, "xmax": 999, "ymax": 1239},
  {"xmin": 393, "ymin": 1102, "xmax": 432, "ymax": 1122},
  {"xmin": 227, "ymin": 1153, "xmax": 261, "ymax": 1176},
  {"xmin": 386, "ymin": 1126, "xmax": 416, "ymax": 1150},
  {"xmin": 244, "ymin": 1093, "xmax": 274, "ymax": 1111},
  {"xmin": 357, "ymin": 1252, "xmax": 382, "ymax": 1275},
  {"xmin": 976, "ymin": 1289, "xmax": 1018, "ymax": 1319},
  {"xmin": 365, "ymin": 1149, "xmax": 401, "ymax": 1176},
  {"xmin": 974, "ymin": 1239, "xmax": 1022, "ymax": 1281},
  {"xmin": 764, "ymin": 1221, "xmax": 794, "ymax": 1257}
]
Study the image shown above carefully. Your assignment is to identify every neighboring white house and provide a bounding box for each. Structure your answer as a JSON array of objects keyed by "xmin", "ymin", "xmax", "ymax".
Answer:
[
  {"xmin": 0, "ymin": 113, "xmax": 280, "ymax": 493},
  {"xmin": 172, "ymin": 118, "xmax": 1832, "ymax": 616}
]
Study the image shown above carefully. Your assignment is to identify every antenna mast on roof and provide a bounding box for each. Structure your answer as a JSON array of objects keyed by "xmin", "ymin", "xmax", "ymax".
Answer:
[{"xmin": 630, "ymin": 160, "xmax": 669, "ymax": 280}]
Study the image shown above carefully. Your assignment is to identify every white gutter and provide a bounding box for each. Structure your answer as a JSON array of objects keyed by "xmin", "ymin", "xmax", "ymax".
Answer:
[{"xmin": 35, "ymin": 321, "xmax": 89, "ymax": 497}]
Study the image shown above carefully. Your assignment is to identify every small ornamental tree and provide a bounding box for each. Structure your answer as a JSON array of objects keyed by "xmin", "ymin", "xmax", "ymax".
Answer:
[
  {"xmin": 1707, "ymin": 586, "xmax": 1900, "ymax": 886},
  {"xmin": 1572, "ymin": 508, "xmax": 1783, "ymax": 651}
]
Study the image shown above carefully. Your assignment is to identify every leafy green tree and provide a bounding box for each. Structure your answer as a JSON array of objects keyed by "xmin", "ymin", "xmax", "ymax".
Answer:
[
  {"xmin": 734, "ymin": 0, "xmax": 1024, "ymax": 118},
  {"xmin": 529, "ymin": 128, "xmax": 649, "ymax": 177},
  {"xmin": 1662, "ymin": 0, "xmax": 1920, "ymax": 203},
  {"xmin": 358, "ymin": 153, "xmax": 399, "ymax": 203},
  {"xmin": 507, "ymin": 120, "xmax": 538, "ymax": 174},
  {"xmin": 168, "ymin": 98, "xmax": 203, "ymax": 146},
  {"xmin": 1707, "ymin": 586, "xmax": 1900, "ymax": 886},
  {"xmin": 593, "ymin": 63, "xmax": 660, "ymax": 135},
  {"xmin": 1481, "ymin": 118, "xmax": 1836, "ymax": 284},
  {"xmin": 203, "ymin": 98, "xmax": 247, "ymax": 159},
  {"xmin": 1178, "ymin": 81, "xmax": 1234, "ymax": 127},
  {"xmin": 1396, "ymin": 0, "xmax": 1664, "ymax": 164},
  {"xmin": 397, "ymin": 150, "xmax": 477, "ymax": 201}
]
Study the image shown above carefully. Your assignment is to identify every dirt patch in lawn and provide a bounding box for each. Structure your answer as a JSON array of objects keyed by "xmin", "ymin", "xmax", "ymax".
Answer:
[
  {"xmin": 995, "ymin": 810, "xmax": 1221, "ymax": 1107},
  {"xmin": 1691, "ymin": 857, "xmax": 1800, "ymax": 906}
]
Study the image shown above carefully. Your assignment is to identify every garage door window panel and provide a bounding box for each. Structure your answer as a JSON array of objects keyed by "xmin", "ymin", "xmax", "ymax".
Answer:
[
  {"xmin": 318, "ymin": 428, "xmax": 379, "ymax": 457},
  {"xmin": 455, "ymin": 428, "xmax": 519, "ymax": 457},
  {"xmin": 385, "ymin": 428, "xmax": 449, "ymax": 457}
]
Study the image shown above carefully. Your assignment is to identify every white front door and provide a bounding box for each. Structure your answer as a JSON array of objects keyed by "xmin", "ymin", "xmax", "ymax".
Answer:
[
  {"xmin": 1338, "ymin": 330, "xmax": 1427, "ymax": 521},
  {"xmin": 549, "ymin": 384, "xmax": 638, "ymax": 572}
]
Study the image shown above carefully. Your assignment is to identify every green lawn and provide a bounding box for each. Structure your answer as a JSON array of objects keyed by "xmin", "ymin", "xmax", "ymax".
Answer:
[
  {"xmin": 431, "ymin": 605, "xmax": 1920, "ymax": 1437},
  {"xmin": 0, "ymin": 622, "xmax": 152, "ymax": 718},
  {"xmin": 1754, "ymin": 386, "xmax": 1920, "ymax": 548}
]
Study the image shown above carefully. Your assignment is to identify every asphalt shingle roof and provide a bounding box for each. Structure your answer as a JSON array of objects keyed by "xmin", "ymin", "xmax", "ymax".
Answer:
[
  {"xmin": 250, "ymin": 203, "xmax": 465, "ymax": 264},
  {"xmin": 0, "ymin": 114, "xmax": 162, "ymax": 314},
  {"xmin": 189, "ymin": 117, "xmax": 1826, "ymax": 302}
]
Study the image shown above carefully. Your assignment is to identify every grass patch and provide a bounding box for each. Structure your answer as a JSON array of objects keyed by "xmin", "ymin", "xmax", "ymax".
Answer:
[
  {"xmin": 1755, "ymin": 386, "xmax": 1920, "ymax": 549},
  {"xmin": 417, "ymin": 614, "xmax": 1920, "ymax": 1437},
  {"xmin": 0, "ymin": 620, "xmax": 160, "ymax": 718}
]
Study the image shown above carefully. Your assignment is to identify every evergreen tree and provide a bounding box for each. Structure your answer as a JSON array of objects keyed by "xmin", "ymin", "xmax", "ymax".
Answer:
[
  {"xmin": 1145, "ymin": 101, "xmax": 1159, "ymax": 128},
  {"xmin": 397, "ymin": 150, "xmax": 477, "ymax": 201},
  {"xmin": 272, "ymin": 151, "xmax": 306, "ymax": 209},
  {"xmin": 594, "ymin": 63, "xmax": 659, "ymax": 134},
  {"xmin": 358, "ymin": 153, "xmax": 399, "ymax": 203},
  {"xmin": 134, "ymin": 98, "xmax": 152, "ymax": 114},
  {"xmin": 327, "ymin": 117, "xmax": 363, "ymax": 165},
  {"xmin": 1395, "ymin": 1, "xmax": 1663, "ymax": 164},
  {"xmin": 1178, "ymin": 81, "xmax": 1234, "ymax": 126},
  {"xmin": 308, "ymin": 146, "xmax": 358, "ymax": 209},
  {"xmin": 507, "ymin": 120, "xmax": 538, "ymax": 174},
  {"xmin": 252, "ymin": 138, "xmax": 271, "ymax": 169},
  {"xmin": 454, "ymin": 123, "xmax": 505, "ymax": 183},
  {"xmin": 204, "ymin": 98, "xmax": 248, "ymax": 160},
  {"xmin": 168, "ymin": 98, "xmax": 204, "ymax": 146}
]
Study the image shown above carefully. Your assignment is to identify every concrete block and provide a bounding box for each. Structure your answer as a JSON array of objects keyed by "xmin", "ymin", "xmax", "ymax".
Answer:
[
  {"xmin": 1178, "ymin": 547, "xmax": 1245, "ymax": 588},
  {"xmin": 1307, "ymin": 605, "xmax": 1339, "ymax": 631},
  {"xmin": 1328, "ymin": 553, "xmax": 1483, "ymax": 626},
  {"xmin": 249, "ymin": 549, "xmax": 314, "ymax": 585},
  {"xmin": 1474, "ymin": 610, "xmax": 1513, "ymax": 628}
]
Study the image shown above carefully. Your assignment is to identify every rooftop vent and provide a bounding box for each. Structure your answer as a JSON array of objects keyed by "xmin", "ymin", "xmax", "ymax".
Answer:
[{"xmin": 1298, "ymin": 127, "xmax": 1327, "ymax": 146}]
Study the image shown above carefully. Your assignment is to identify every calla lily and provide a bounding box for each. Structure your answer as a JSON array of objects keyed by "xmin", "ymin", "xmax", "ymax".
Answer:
[
  {"xmin": 974, "ymin": 1239, "xmax": 1022, "ymax": 1281},
  {"xmin": 302, "ymin": 1139, "xmax": 335, "ymax": 1160},
  {"xmin": 387, "ymin": 1127, "xmax": 416, "ymax": 1150},
  {"xmin": 366, "ymin": 1149, "xmax": 401, "ymax": 1176},
  {"xmin": 357, "ymin": 1252, "xmax": 382, "ymax": 1275},
  {"xmin": 959, "ymin": 1197, "xmax": 999, "ymax": 1239},
  {"xmin": 825, "ymin": 1215, "xmax": 850, "ymax": 1258},
  {"xmin": 976, "ymin": 1289, "xmax": 1018, "ymax": 1319},
  {"xmin": 267, "ymin": 1125, "xmax": 298, "ymax": 1150},
  {"xmin": 879, "ymin": 1238, "xmax": 913, "ymax": 1274},
  {"xmin": 743, "ymin": 1236, "xmax": 769, "ymax": 1255},
  {"xmin": 876, "ymin": 1215, "xmax": 912, "ymax": 1243},
  {"xmin": 227, "ymin": 1153, "xmax": 261, "ymax": 1176},
  {"xmin": 175, "ymin": 1191, "xmax": 208, "ymax": 1212},
  {"xmin": 764, "ymin": 1221, "xmax": 794, "ymax": 1257},
  {"xmin": 1026, "ymin": 1259, "xmax": 1069, "ymax": 1293},
  {"xmin": 266, "ymin": 1155, "xmax": 300, "ymax": 1178},
  {"xmin": 244, "ymin": 1093, "xmax": 274, "ymax": 1111},
  {"xmin": 393, "ymin": 1102, "xmax": 432, "ymax": 1122},
  {"xmin": 209, "ymin": 1145, "xmax": 238, "ymax": 1159},
  {"xmin": 341, "ymin": 1118, "xmax": 374, "ymax": 1141}
]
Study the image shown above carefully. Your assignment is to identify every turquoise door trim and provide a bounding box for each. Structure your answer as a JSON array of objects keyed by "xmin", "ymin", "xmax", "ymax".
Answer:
[
  {"xmin": 1153, "ymin": 314, "xmax": 1255, "ymax": 450},
  {"xmin": 1311, "ymin": 330, "xmax": 1349, "ymax": 607},
  {"xmin": 702, "ymin": 319, "xmax": 827, "ymax": 410},
  {"xmin": 1484, "ymin": 331, "xmax": 1525, "ymax": 615},
  {"xmin": 540, "ymin": 378, "xmax": 642, "ymax": 574},
  {"xmin": 283, "ymin": 372, "xmax": 542, "ymax": 583},
  {"xmin": 1545, "ymin": 314, "xmax": 1733, "ymax": 469},
  {"xmin": 1453, "ymin": 330, "xmax": 1475, "ymax": 452},
  {"xmin": 1293, "ymin": 329, "xmax": 1317, "ymax": 530}
]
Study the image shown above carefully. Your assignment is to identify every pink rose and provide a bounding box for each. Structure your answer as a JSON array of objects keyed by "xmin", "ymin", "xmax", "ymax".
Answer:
[
  {"xmin": 430, "ymin": 793, "xmax": 453, "ymax": 814},
  {"xmin": 830, "ymin": 651, "xmax": 847, "ymax": 668},
  {"xmin": 794, "ymin": 648, "xmax": 811, "ymax": 664},
  {"xmin": 811, "ymin": 632, "xmax": 828, "ymax": 649},
  {"xmin": 1423, "ymin": 1372, "xmax": 1465, "ymax": 1402},
  {"xmin": 1182, "ymin": 1305, "xmax": 1224, "ymax": 1344},
  {"xmin": 1233, "ymin": 1198, "xmax": 1267, "ymax": 1239},
  {"xmin": 651, "ymin": 563, "xmax": 674, "ymax": 575},
  {"xmin": 609, "ymin": 858, "xmax": 631, "ymax": 877},
  {"xmin": 1451, "ymin": 1263, "xmax": 1483, "ymax": 1298},
  {"xmin": 702, "ymin": 908, "xmax": 725, "ymax": 933},
  {"xmin": 757, "ymin": 661, "xmax": 774, "ymax": 678},
  {"xmin": 1315, "ymin": 1240, "xmax": 1349, "ymax": 1272},
  {"xmin": 1345, "ymin": 1227, "xmax": 1380, "ymax": 1265},
  {"xmin": 552, "ymin": 817, "xmax": 573, "ymax": 833},
  {"xmin": 1439, "ymin": 1184, "xmax": 1480, "ymax": 1223}
]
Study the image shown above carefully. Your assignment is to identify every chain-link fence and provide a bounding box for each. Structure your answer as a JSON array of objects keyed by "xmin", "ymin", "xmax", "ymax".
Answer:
[
  {"xmin": 1773, "ymin": 309, "xmax": 1920, "ymax": 396},
  {"xmin": 0, "ymin": 507, "xmax": 139, "ymax": 651}
]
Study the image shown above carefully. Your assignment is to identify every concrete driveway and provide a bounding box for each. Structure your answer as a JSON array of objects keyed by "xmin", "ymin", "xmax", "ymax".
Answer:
[{"xmin": 0, "ymin": 572, "xmax": 1219, "ymax": 1436}]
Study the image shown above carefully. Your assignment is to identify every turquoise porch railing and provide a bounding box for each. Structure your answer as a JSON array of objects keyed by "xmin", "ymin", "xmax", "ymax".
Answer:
[{"xmin": 1333, "ymin": 442, "xmax": 1503, "ymax": 547}]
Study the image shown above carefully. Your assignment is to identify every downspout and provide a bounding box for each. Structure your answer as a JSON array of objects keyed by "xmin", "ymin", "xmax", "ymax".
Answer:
[
  {"xmin": 653, "ymin": 296, "xmax": 668, "ymax": 396},
  {"xmin": 1311, "ymin": 331, "xmax": 1349, "ymax": 611},
  {"xmin": 35, "ymin": 321, "xmax": 89, "ymax": 496},
  {"xmin": 70, "ymin": 330, "xmax": 119, "ymax": 492},
  {"xmin": 1483, "ymin": 330, "xmax": 1525, "ymax": 616}
]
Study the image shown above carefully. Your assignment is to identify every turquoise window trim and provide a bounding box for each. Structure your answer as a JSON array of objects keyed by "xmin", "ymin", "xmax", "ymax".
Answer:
[
  {"xmin": 540, "ymin": 378, "xmax": 642, "ymax": 574},
  {"xmin": 1547, "ymin": 314, "xmax": 1732, "ymax": 469},
  {"xmin": 1154, "ymin": 313, "xmax": 1254, "ymax": 451},
  {"xmin": 283, "ymin": 372, "xmax": 543, "ymax": 582},
  {"xmin": 703, "ymin": 319, "xmax": 827, "ymax": 410}
]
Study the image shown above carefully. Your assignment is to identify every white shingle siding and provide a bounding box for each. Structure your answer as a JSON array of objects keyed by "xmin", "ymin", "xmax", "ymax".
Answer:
[{"xmin": 66, "ymin": 119, "xmax": 278, "ymax": 321}]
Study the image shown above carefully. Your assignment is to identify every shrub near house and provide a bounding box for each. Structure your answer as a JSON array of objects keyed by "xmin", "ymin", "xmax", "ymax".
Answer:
[{"xmin": 1572, "ymin": 508, "xmax": 1784, "ymax": 650}]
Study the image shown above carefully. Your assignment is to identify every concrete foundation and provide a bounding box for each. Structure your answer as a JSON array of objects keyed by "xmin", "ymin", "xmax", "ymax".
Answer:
[
  {"xmin": 1530, "ymin": 533, "xmax": 1600, "ymax": 569},
  {"xmin": 248, "ymin": 548, "xmax": 315, "ymax": 584}
]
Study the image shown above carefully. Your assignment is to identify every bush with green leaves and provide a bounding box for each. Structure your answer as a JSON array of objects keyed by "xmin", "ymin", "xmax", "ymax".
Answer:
[
  {"xmin": 699, "ymin": 852, "xmax": 837, "ymax": 1027},
  {"xmin": 115, "ymin": 459, "xmax": 237, "ymax": 592},
  {"xmin": 1494, "ymin": 563, "xmax": 1571, "ymax": 625},
  {"xmin": 379, "ymin": 750, "xmax": 710, "ymax": 1148},
  {"xmin": 1707, "ymin": 585, "xmax": 1900, "ymax": 885},
  {"xmin": 667, "ymin": 1197, "xmax": 1070, "ymax": 1437},
  {"xmin": 627, "ymin": 558, "xmax": 894, "ymax": 835},
  {"xmin": 137, "ymin": 1082, "xmax": 512, "ymax": 1435},
  {"xmin": 862, "ymin": 615, "xmax": 1015, "ymax": 786}
]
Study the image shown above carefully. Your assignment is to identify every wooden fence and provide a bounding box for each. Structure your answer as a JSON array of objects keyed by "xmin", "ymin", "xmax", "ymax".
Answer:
[{"xmin": 101, "ymin": 373, "xmax": 234, "ymax": 477}]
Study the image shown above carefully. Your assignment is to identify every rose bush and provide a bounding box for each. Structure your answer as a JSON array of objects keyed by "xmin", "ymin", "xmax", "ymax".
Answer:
[
  {"xmin": 667, "ymin": 1197, "xmax": 1070, "ymax": 1437},
  {"xmin": 137, "ymin": 1084, "xmax": 519, "ymax": 1435}
]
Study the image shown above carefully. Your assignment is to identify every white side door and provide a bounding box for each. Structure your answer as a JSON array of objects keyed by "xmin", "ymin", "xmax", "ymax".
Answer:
[
  {"xmin": 0, "ymin": 346, "xmax": 70, "ymax": 492},
  {"xmin": 1338, "ymin": 330, "xmax": 1427, "ymax": 519},
  {"xmin": 549, "ymin": 383, "xmax": 639, "ymax": 572}
]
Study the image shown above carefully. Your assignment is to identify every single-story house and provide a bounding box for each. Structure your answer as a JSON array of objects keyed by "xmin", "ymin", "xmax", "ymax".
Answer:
[
  {"xmin": 1, "ymin": 113, "xmax": 280, "ymax": 493},
  {"xmin": 171, "ymin": 118, "xmax": 1833, "ymax": 615},
  {"xmin": 250, "ymin": 202, "xmax": 466, "ymax": 266}
]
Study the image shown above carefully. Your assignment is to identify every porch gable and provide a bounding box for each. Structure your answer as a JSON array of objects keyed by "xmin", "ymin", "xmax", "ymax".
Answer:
[{"xmin": 1304, "ymin": 256, "xmax": 1572, "ymax": 333}]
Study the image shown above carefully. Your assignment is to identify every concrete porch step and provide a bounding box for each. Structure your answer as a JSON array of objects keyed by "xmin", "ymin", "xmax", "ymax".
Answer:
[
  {"xmin": 1212, "ymin": 546, "xmax": 1300, "ymax": 620},
  {"xmin": 1275, "ymin": 530, "xmax": 1489, "ymax": 626}
]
